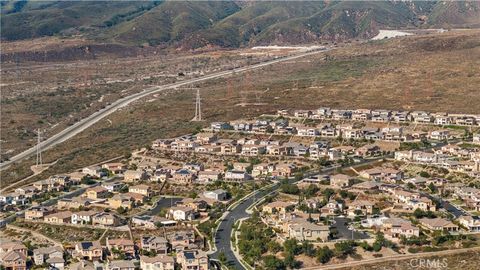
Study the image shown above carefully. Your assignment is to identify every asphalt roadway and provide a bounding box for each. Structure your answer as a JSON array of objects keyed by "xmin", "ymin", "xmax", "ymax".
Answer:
[
  {"xmin": 0, "ymin": 47, "xmax": 330, "ymax": 170},
  {"xmin": 211, "ymin": 182, "xmax": 280, "ymax": 269}
]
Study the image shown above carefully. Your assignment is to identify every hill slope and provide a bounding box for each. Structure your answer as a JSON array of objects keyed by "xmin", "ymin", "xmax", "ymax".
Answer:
[{"xmin": 1, "ymin": 0, "xmax": 480, "ymax": 48}]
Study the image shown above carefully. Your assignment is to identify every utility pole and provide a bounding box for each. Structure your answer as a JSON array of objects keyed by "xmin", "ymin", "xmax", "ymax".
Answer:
[
  {"xmin": 193, "ymin": 89, "xmax": 203, "ymax": 121},
  {"xmin": 36, "ymin": 129, "xmax": 43, "ymax": 167}
]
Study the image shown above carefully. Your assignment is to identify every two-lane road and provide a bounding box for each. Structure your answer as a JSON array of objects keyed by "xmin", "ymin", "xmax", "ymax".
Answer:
[{"xmin": 0, "ymin": 48, "xmax": 330, "ymax": 170}]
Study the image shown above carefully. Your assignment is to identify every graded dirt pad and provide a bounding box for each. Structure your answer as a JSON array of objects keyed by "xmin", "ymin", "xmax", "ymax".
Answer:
[
  {"xmin": 1, "ymin": 30, "xmax": 479, "ymax": 188},
  {"xmin": 332, "ymin": 248, "xmax": 480, "ymax": 270}
]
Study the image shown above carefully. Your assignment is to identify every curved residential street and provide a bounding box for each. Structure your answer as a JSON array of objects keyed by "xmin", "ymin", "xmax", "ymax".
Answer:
[{"xmin": 210, "ymin": 157, "xmax": 386, "ymax": 269}]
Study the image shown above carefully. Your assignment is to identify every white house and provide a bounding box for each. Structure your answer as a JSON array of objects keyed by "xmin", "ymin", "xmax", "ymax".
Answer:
[
  {"xmin": 225, "ymin": 171, "xmax": 251, "ymax": 182},
  {"xmin": 168, "ymin": 207, "xmax": 196, "ymax": 221},
  {"xmin": 203, "ymin": 189, "xmax": 228, "ymax": 201},
  {"xmin": 473, "ymin": 134, "xmax": 480, "ymax": 145}
]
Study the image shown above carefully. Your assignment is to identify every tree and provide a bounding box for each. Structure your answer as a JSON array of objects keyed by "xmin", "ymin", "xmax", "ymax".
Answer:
[
  {"xmin": 372, "ymin": 242, "xmax": 382, "ymax": 252},
  {"xmin": 316, "ymin": 246, "xmax": 334, "ymax": 264},
  {"xmin": 322, "ymin": 188, "xmax": 335, "ymax": 201},
  {"xmin": 304, "ymin": 184, "xmax": 319, "ymax": 198},
  {"xmin": 267, "ymin": 241, "xmax": 283, "ymax": 254},
  {"xmin": 283, "ymin": 239, "xmax": 300, "ymax": 255},
  {"xmin": 428, "ymin": 182, "xmax": 437, "ymax": 194},
  {"xmin": 188, "ymin": 191, "xmax": 198, "ymax": 199},
  {"xmin": 284, "ymin": 253, "xmax": 301, "ymax": 269},
  {"xmin": 263, "ymin": 255, "xmax": 286, "ymax": 270},
  {"xmin": 419, "ymin": 171, "xmax": 430, "ymax": 178},
  {"xmin": 280, "ymin": 183, "xmax": 300, "ymax": 195},
  {"xmin": 116, "ymin": 206, "xmax": 127, "ymax": 215},
  {"xmin": 334, "ymin": 241, "xmax": 356, "ymax": 257},
  {"xmin": 301, "ymin": 241, "xmax": 315, "ymax": 257}
]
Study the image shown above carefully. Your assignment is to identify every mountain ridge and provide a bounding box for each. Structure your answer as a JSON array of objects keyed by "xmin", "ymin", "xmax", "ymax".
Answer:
[{"xmin": 1, "ymin": 0, "xmax": 479, "ymax": 49}]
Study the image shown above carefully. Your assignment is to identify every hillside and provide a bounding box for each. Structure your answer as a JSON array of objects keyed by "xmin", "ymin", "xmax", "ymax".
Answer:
[{"xmin": 1, "ymin": 1, "xmax": 480, "ymax": 49}]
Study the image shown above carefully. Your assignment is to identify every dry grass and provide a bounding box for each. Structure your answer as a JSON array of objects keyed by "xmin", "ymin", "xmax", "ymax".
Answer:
[{"xmin": 2, "ymin": 29, "xmax": 479, "ymax": 188}]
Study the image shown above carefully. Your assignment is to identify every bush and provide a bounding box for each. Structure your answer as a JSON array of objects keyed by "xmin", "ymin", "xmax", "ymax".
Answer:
[
  {"xmin": 316, "ymin": 246, "xmax": 334, "ymax": 264},
  {"xmin": 280, "ymin": 183, "xmax": 300, "ymax": 195},
  {"xmin": 263, "ymin": 255, "xmax": 285, "ymax": 270},
  {"xmin": 408, "ymin": 247, "xmax": 418, "ymax": 253},
  {"xmin": 334, "ymin": 241, "xmax": 356, "ymax": 257}
]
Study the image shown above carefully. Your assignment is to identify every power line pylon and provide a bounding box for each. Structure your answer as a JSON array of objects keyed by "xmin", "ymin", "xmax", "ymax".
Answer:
[
  {"xmin": 192, "ymin": 89, "xmax": 203, "ymax": 121},
  {"xmin": 36, "ymin": 129, "xmax": 43, "ymax": 166}
]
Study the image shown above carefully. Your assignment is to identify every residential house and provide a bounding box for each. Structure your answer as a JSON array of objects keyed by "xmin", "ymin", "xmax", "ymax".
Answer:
[
  {"xmin": 197, "ymin": 171, "xmax": 222, "ymax": 183},
  {"xmin": 169, "ymin": 231, "xmax": 196, "ymax": 252},
  {"xmin": 347, "ymin": 200, "xmax": 374, "ymax": 216},
  {"xmin": 106, "ymin": 238, "xmax": 135, "ymax": 258},
  {"xmin": 14, "ymin": 186, "xmax": 38, "ymax": 199},
  {"xmin": 178, "ymin": 198, "xmax": 208, "ymax": 212},
  {"xmin": 168, "ymin": 206, "xmax": 196, "ymax": 221},
  {"xmin": 129, "ymin": 184, "xmax": 152, "ymax": 197},
  {"xmin": 33, "ymin": 246, "xmax": 63, "ymax": 266},
  {"xmin": 355, "ymin": 145, "xmax": 381, "ymax": 157},
  {"xmin": 225, "ymin": 170, "xmax": 251, "ymax": 182},
  {"xmin": 241, "ymin": 144, "xmax": 266, "ymax": 156},
  {"xmin": 140, "ymin": 255, "xmax": 175, "ymax": 270},
  {"xmin": 44, "ymin": 211, "xmax": 73, "ymax": 224},
  {"xmin": 419, "ymin": 218, "xmax": 459, "ymax": 232},
  {"xmin": 252, "ymin": 163, "xmax": 276, "ymax": 177},
  {"xmin": 359, "ymin": 167, "xmax": 403, "ymax": 183},
  {"xmin": 92, "ymin": 212, "xmax": 121, "ymax": 227},
  {"xmin": 272, "ymin": 163, "xmax": 297, "ymax": 178},
  {"xmin": 287, "ymin": 219, "xmax": 329, "ymax": 242},
  {"xmin": 0, "ymin": 251, "xmax": 27, "ymax": 270},
  {"xmin": 210, "ymin": 122, "xmax": 231, "ymax": 131},
  {"xmin": 203, "ymin": 189, "xmax": 228, "ymax": 201},
  {"xmin": 429, "ymin": 130, "xmax": 450, "ymax": 141},
  {"xmin": 172, "ymin": 169, "xmax": 196, "ymax": 184},
  {"xmin": 71, "ymin": 211, "xmax": 97, "ymax": 225},
  {"xmin": 330, "ymin": 174, "xmax": 353, "ymax": 188},
  {"xmin": 141, "ymin": 236, "xmax": 169, "ymax": 255},
  {"xmin": 82, "ymin": 166, "xmax": 105, "ymax": 178},
  {"xmin": 25, "ymin": 206, "xmax": 53, "ymax": 220},
  {"xmin": 123, "ymin": 170, "xmax": 148, "ymax": 182},
  {"xmin": 102, "ymin": 182, "xmax": 125, "ymax": 193},
  {"xmin": 84, "ymin": 186, "xmax": 110, "ymax": 200},
  {"xmin": 46, "ymin": 256, "xmax": 65, "ymax": 270},
  {"xmin": 102, "ymin": 163, "xmax": 127, "ymax": 175},
  {"xmin": 109, "ymin": 194, "xmax": 135, "ymax": 210},
  {"xmin": 262, "ymin": 201, "xmax": 294, "ymax": 215},
  {"xmin": 176, "ymin": 250, "xmax": 209, "ymax": 270},
  {"xmin": 195, "ymin": 133, "xmax": 217, "ymax": 144},
  {"xmin": 232, "ymin": 162, "xmax": 250, "ymax": 171},
  {"xmin": 73, "ymin": 241, "xmax": 103, "ymax": 261},
  {"xmin": 57, "ymin": 197, "xmax": 93, "ymax": 209},
  {"xmin": 106, "ymin": 260, "xmax": 135, "ymax": 270},
  {"xmin": 0, "ymin": 241, "xmax": 27, "ymax": 257},
  {"xmin": 458, "ymin": 215, "xmax": 480, "ymax": 232},
  {"xmin": 320, "ymin": 200, "xmax": 343, "ymax": 216},
  {"xmin": 383, "ymin": 218, "xmax": 420, "ymax": 239},
  {"xmin": 473, "ymin": 134, "xmax": 480, "ymax": 145}
]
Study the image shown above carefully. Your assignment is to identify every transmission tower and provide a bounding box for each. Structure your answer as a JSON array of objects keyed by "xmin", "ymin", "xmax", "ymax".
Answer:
[
  {"xmin": 192, "ymin": 89, "xmax": 203, "ymax": 121},
  {"xmin": 36, "ymin": 129, "xmax": 43, "ymax": 166}
]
